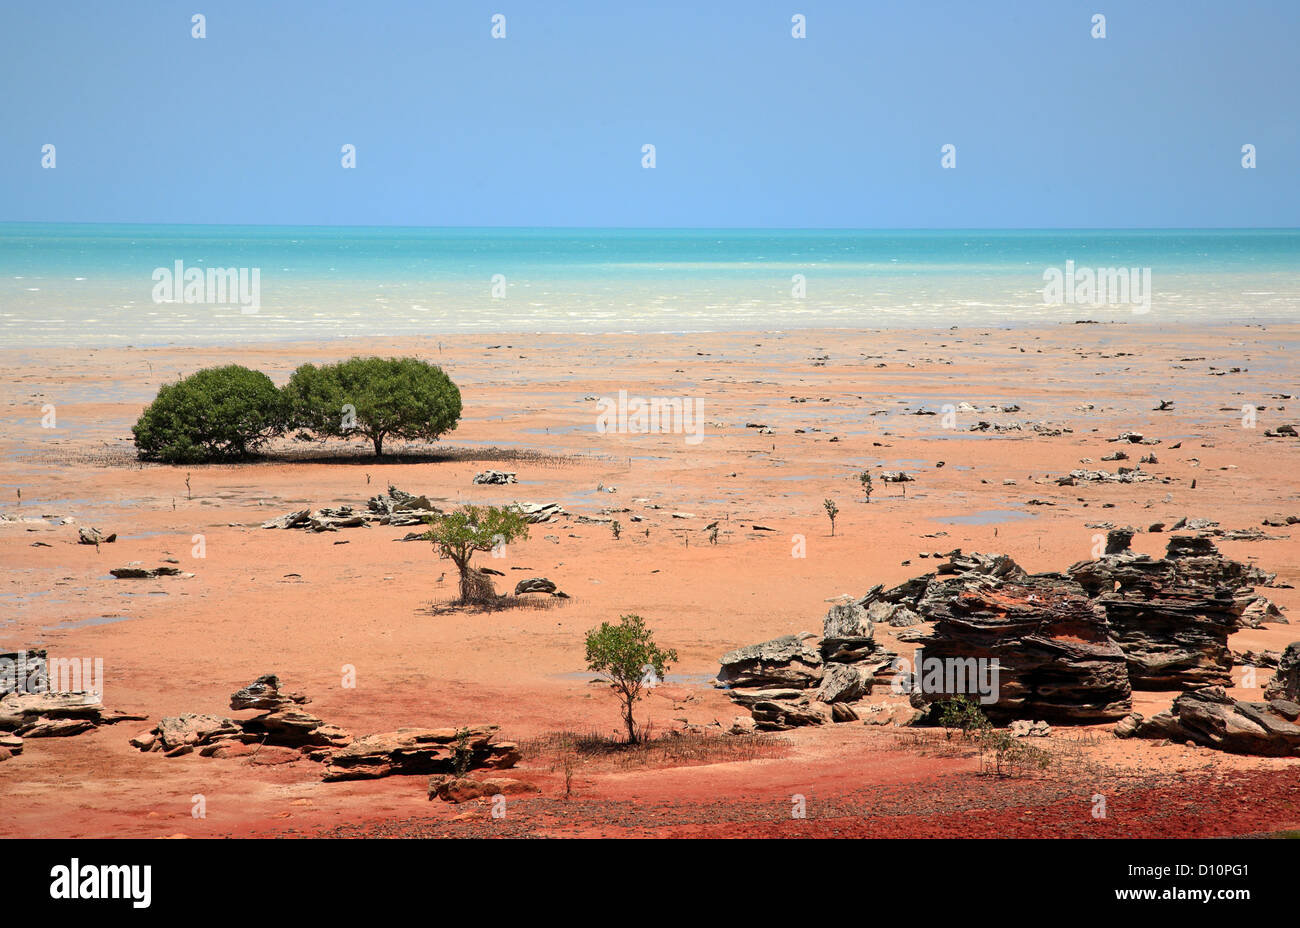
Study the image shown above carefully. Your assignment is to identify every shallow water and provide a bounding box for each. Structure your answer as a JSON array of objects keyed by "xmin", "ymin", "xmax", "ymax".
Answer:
[
  {"xmin": 42, "ymin": 615, "xmax": 133, "ymax": 631},
  {"xmin": 4, "ymin": 225, "xmax": 1298, "ymax": 346},
  {"xmin": 932, "ymin": 508, "xmax": 1038, "ymax": 526}
]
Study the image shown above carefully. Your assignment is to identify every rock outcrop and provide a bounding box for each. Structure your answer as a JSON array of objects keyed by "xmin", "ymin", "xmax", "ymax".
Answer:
[
  {"xmin": 718, "ymin": 597, "xmax": 898, "ymax": 730},
  {"xmin": 261, "ymin": 488, "xmax": 567, "ymax": 533},
  {"xmin": 1009, "ymin": 720, "xmax": 1052, "ymax": 738},
  {"xmin": 1068, "ymin": 534, "xmax": 1261, "ymax": 689},
  {"xmin": 513, "ymin": 502, "xmax": 567, "ymax": 523},
  {"xmin": 1241, "ymin": 596, "xmax": 1288, "ymax": 627},
  {"xmin": 870, "ymin": 551, "xmax": 1131, "ymax": 724},
  {"xmin": 726, "ymin": 688, "xmax": 831, "ymax": 730},
  {"xmin": 132, "ymin": 714, "xmax": 242, "ymax": 754},
  {"xmin": 817, "ymin": 663, "xmax": 870, "ymax": 703},
  {"xmin": 1056, "ymin": 466, "xmax": 1161, "ymax": 485},
  {"xmin": 1265, "ymin": 642, "xmax": 1300, "ymax": 702},
  {"xmin": 718, "ymin": 541, "xmax": 1283, "ymax": 737},
  {"xmin": 0, "ymin": 732, "xmax": 23, "ymax": 761},
  {"xmin": 718, "ymin": 634, "xmax": 824, "ymax": 690},
  {"xmin": 132, "ymin": 676, "xmax": 350, "ymax": 758},
  {"xmin": 868, "ymin": 600, "xmax": 923, "ymax": 628},
  {"xmin": 77, "ymin": 527, "xmax": 116, "ymax": 545},
  {"xmin": 514, "ymin": 577, "xmax": 558, "ymax": 595},
  {"xmin": 130, "ymin": 675, "xmax": 520, "ymax": 785},
  {"xmin": 0, "ymin": 690, "xmax": 144, "ymax": 738},
  {"xmin": 909, "ymin": 572, "xmax": 1132, "ymax": 723},
  {"xmin": 262, "ymin": 486, "xmax": 443, "ymax": 531},
  {"xmin": 240, "ymin": 708, "xmax": 351, "ymax": 752},
  {"xmin": 1117, "ymin": 686, "xmax": 1300, "ymax": 757},
  {"xmin": 0, "ymin": 648, "xmax": 144, "ymax": 742},
  {"xmin": 0, "ymin": 649, "xmax": 47, "ymax": 698},
  {"xmin": 821, "ymin": 599, "xmax": 887, "ymax": 662},
  {"xmin": 229, "ymin": 674, "xmax": 311, "ymax": 711},
  {"xmin": 322, "ymin": 725, "xmax": 520, "ymax": 782}
]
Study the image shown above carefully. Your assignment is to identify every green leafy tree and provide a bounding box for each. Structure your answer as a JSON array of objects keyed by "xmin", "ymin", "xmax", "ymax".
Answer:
[
  {"xmin": 936, "ymin": 696, "xmax": 992, "ymax": 741},
  {"xmin": 423, "ymin": 505, "xmax": 529, "ymax": 603},
  {"xmin": 859, "ymin": 471, "xmax": 873, "ymax": 502},
  {"xmin": 584, "ymin": 614, "xmax": 678, "ymax": 744},
  {"xmin": 452, "ymin": 727, "xmax": 474, "ymax": 776},
  {"xmin": 132, "ymin": 365, "xmax": 284, "ymax": 464},
  {"xmin": 284, "ymin": 356, "xmax": 462, "ymax": 456}
]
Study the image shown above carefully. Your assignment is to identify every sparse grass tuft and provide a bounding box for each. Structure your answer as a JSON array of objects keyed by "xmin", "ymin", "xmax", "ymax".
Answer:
[
  {"xmin": 521, "ymin": 728, "xmax": 788, "ymax": 772},
  {"xmin": 977, "ymin": 729, "xmax": 1052, "ymax": 778},
  {"xmin": 420, "ymin": 593, "xmax": 569, "ymax": 616},
  {"xmin": 893, "ymin": 721, "xmax": 1110, "ymax": 780}
]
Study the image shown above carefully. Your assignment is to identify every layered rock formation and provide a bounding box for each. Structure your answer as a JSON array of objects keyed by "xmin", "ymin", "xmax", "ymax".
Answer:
[
  {"xmin": 131, "ymin": 675, "xmax": 350, "ymax": 758},
  {"xmin": 0, "ymin": 690, "xmax": 145, "ymax": 739},
  {"xmin": 718, "ymin": 633, "xmax": 823, "ymax": 690},
  {"xmin": 0, "ymin": 648, "xmax": 47, "ymax": 698},
  {"xmin": 366, "ymin": 486, "xmax": 443, "ymax": 525},
  {"xmin": 1265, "ymin": 642, "xmax": 1300, "ymax": 702},
  {"xmin": 909, "ymin": 573, "xmax": 1132, "ymax": 723},
  {"xmin": 1240, "ymin": 596, "xmax": 1288, "ymax": 628},
  {"xmin": 726, "ymin": 687, "xmax": 832, "ymax": 730},
  {"xmin": 230, "ymin": 673, "xmax": 311, "ymax": 711},
  {"xmin": 1068, "ymin": 533, "xmax": 1264, "ymax": 688},
  {"xmin": 717, "ymin": 605, "xmax": 898, "ymax": 730},
  {"xmin": 1117, "ymin": 686, "xmax": 1300, "ymax": 757},
  {"xmin": 718, "ymin": 538, "xmax": 1275, "ymax": 730},
  {"xmin": 131, "ymin": 714, "xmax": 243, "ymax": 754},
  {"xmin": 261, "ymin": 485, "xmax": 443, "ymax": 531},
  {"xmin": 718, "ymin": 537, "xmax": 1285, "ymax": 754},
  {"xmin": 323, "ymin": 725, "xmax": 520, "ymax": 781},
  {"xmin": 0, "ymin": 648, "xmax": 145, "ymax": 754},
  {"xmin": 130, "ymin": 674, "xmax": 520, "ymax": 783},
  {"xmin": 262, "ymin": 486, "xmax": 567, "ymax": 532}
]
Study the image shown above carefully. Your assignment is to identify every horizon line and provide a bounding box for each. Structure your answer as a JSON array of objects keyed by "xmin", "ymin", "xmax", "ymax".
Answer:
[{"xmin": 3, "ymin": 221, "xmax": 1299, "ymax": 233}]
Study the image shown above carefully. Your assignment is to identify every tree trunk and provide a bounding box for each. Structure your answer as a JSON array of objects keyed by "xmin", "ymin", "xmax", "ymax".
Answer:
[
  {"xmin": 453, "ymin": 556, "xmax": 471, "ymax": 603},
  {"xmin": 372, "ymin": 433, "xmax": 384, "ymax": 456},
  {"xmin": 622, "ymin": 692, "xmax": 638, "ymax": 743}
]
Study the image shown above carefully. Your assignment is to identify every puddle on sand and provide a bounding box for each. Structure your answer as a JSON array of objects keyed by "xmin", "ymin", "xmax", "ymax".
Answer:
[
  {"xmin": 522, "ymin": 425, "xmax": 590, "ymax": 436},
  {"xmin": 42, "ymin": 615, "xmax": 132, "ymax": 631},
  {"xmin": 933, "ymin": 509, "xmax": 1037, "ymax": 526}
]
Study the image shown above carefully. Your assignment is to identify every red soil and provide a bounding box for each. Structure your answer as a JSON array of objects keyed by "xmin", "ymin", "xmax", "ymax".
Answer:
[{"xmin": 1, "ymin": 324, "xmax": 1297, "ymax": 838}]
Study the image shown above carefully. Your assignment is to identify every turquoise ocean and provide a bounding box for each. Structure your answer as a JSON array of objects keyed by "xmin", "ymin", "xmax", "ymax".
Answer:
[{"xmin": 2, "ymin": 225, "xmax": 1297, "ymax": 346}]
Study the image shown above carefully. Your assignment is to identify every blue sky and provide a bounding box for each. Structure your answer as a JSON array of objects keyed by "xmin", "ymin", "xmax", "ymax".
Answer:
[{"xmin": 2, "ymin": 0, "xmax": 1296, "ymax": 228}]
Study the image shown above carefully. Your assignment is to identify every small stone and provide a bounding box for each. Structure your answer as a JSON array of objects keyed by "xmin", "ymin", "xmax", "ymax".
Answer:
[{"xmin": 727, "ymin": 716, "xmax": 757, "ymax": 735}]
